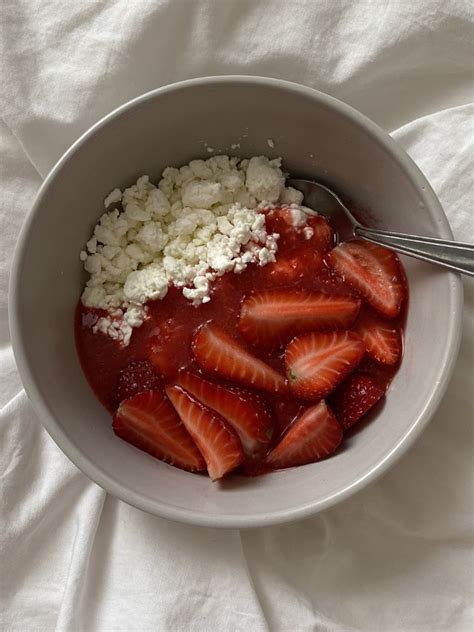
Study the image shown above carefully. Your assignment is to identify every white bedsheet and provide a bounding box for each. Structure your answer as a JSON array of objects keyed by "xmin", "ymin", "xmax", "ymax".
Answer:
[{"xmin": 1, "ymin": 1, "xmax": 473, "ymax": 630}]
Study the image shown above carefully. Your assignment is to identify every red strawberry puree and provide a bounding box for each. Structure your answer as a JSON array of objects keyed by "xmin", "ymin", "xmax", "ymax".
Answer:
[{"xmin": 75, "ymin": 207, "xmax": 407, "ymax": 479}]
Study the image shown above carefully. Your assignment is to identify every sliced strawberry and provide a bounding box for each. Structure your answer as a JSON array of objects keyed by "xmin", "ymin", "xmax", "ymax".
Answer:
[
  {"xmin": 115, "ymin": 360, "xmax": 161, "ymax": 403},
  {"xmin": 177, "ymin": 371, "xmax": 274, "ymax": 456},
  {"xmin": 266, "ymin": 400, "xmax": 343, "ymax": 469},
  {"xmin": 240, "ymin": 290, "xmax": 360, "ymax": 347},
  {"xmin": 327, "ymin": 240, "xmax": 405, "ymax": 318},
  {"xmin": 262, "ymin": 250, "xmax": 323, "ymax": 286},
  {"xmin": 192, "ymin": 323, "xmax": 287, "ymax": 393},
  {"xmin": 165, "ymin": 385, "xmax": 244, "ymax": 480},
  {"xmin": 112, "ymin": 390, "xmax": 205, "ymax": 472},
  {"xmin": 330, "ymin": 373, "xmax": 385, "ymax": 430},
  {"xmin": 354, "ymin": 312, "xmax": 402, "ymax": 365},
  {"xmin": 285, "ymin": 331, "xmax": 365, "ymax": 399}
]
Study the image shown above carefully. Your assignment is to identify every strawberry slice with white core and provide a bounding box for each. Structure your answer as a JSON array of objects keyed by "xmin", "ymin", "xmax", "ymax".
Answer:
[
  {"xmin": 285, "ymin": 331, "xmax": 365, "ymax": 399},
  {"xmin": 240, "ymin": 290, "xmax": 360, "ymax": 347},
  {"xmin": 327, "ymin": 240, "xmax": 405, "ymax": 318},
  {"xmin": 165, "ymin": 384, "xmax": 244, "ymax": 480},
  {"xmin": 113, "ymin": 390, "xmax": 206, "ymax": 472},
  {"xmin": 177, "ymin": 372, "xmax": 274, "ymax": 456},
  {"xmin": 192, "ymin": 323, "xmax": 287, "ymax": 393},
  {"xmin": 354, "ymin": 312, "xmax": 402, "ymax": 366},
  {"xmin": 266, "ymin": 400, "xmax": 343, "ymax": 469}
]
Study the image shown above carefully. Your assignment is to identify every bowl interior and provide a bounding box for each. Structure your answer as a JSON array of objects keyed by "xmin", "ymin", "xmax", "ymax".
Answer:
[{"xmin": 11, "ymin": 78, "xmax": 460, "ymax": 527}]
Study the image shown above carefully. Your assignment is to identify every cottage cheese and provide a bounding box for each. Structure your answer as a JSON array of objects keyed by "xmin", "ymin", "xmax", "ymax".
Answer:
[{"xmin": 80, "ymin": 155, "xmax": 310, "ymax": 345}]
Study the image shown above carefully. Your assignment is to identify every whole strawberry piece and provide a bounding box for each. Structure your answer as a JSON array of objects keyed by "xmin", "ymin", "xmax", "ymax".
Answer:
[
  {"xmin": 330, "ymin": 373, "xmax": 385, "ymax": 430},
  {"xmin": 115, "ymin": 360, "xmax": 161, "ymax": 403}
]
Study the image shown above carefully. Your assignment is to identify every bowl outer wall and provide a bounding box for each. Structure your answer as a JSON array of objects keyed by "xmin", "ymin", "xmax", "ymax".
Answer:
[{"xmin": 9, "ymin": 76, "xmax": 463, "ymax": 528}]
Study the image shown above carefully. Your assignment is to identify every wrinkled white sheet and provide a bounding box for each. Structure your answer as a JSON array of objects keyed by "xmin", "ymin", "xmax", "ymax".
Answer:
[{"xmin": 1, "ymin": 1, "xmax": 473, "ymax": 630}]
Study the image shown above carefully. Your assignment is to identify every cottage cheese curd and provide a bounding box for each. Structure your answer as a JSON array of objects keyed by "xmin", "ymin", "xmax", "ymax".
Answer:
[{"xmin": 80, "ymin": 155, "xmax": 308, "ymax": 345}]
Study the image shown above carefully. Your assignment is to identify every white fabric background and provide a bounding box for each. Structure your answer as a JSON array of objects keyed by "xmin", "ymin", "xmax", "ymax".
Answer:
[{"xmin": 1, "ymin": 1, "xmax": 473, "ymax": 630}]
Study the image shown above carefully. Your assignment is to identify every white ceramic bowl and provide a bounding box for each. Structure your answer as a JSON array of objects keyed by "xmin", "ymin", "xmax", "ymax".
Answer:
[{"xmin": 10, "ymin": 77, "xmax": 462, "ymax": 528}]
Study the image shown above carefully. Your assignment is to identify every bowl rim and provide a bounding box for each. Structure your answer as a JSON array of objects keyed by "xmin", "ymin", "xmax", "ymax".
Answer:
[{"xmin": 9, "ymin": 75, "xmax": 463, "ymax": 528}]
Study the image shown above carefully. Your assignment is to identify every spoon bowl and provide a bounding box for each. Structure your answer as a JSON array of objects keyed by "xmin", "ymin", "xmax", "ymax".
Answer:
[
  {"xmin": 288, "ymin": 178, "xmax": 474, "ymax": 276},
  {"xmin": 287, "ymin": 179, "xmax": 357, "ymax": 243}
]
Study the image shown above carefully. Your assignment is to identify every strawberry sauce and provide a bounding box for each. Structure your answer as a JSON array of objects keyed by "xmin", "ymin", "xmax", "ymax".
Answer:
[{"xmin": 75, "ymin": 209, "xmax": 407, "ymax": 456}]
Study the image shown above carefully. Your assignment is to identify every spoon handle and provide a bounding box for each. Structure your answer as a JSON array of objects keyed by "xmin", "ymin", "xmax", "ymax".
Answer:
[{"xmin": 355, "ymin": 226, "xmax": 474, "ymax": 276}]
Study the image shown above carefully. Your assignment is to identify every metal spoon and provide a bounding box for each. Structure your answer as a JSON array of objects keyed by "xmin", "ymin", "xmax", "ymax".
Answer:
[{"xmin": 288, "ymin": 179, "xmax": 474, "ymax": 276}]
